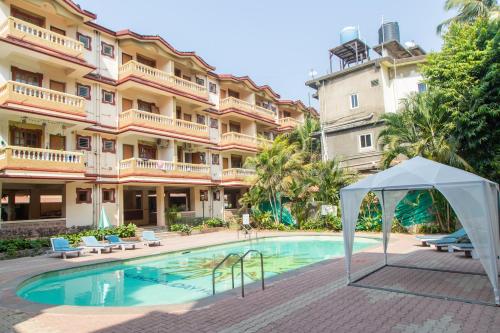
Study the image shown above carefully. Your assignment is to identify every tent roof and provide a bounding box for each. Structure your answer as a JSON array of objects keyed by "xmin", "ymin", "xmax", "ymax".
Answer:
[{"xmin": 342, "ymin": 157, "xmax": 498, "ymax": 192}]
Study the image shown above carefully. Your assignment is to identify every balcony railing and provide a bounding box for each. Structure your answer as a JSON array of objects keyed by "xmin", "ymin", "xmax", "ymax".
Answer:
[
  {"xmin": 220, "ymin": 132, "xmax": 272, "ymax": 149},
  {"xmin": 119, "ymin": 158, "xmax": 210, "ymax": 178},
  {"xmin": 0, "ymin": 81, "xmax": 86, "ymax": 116},
  {"xmin": 222, "ymin": 168, "xmax": 256, "ymax": 183},
  {"xmin": 119, "ymin": 60, "xmax": 208, "ymax": 99},
  {"xmin": 0, "ymin": 16, "xmax": 84, "ymax": 58},
  {"xmin": 278, "ymin": 117, "xmax": 303, "ymax": 128},
  {"xmin": 219, "ymin": 97, "xmax": 276, "ymax": 120},
  {"xmin": 0, "ymin": 146, "xmax": 85, "ymax": 173},
  {"xmin": 119, "ymin": 109, "xmax": 209, "ymax": 138}
]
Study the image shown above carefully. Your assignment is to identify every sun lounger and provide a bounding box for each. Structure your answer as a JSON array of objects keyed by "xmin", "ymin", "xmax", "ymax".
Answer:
[
  {"xmin": 451, "ymin": 243, "xmax": 477, "ymax": 259},
  {"xmin": 81, "ymin": 236, "xmax": 114, "ymax": 254},
  {"xmin": 141, "ymin": 231, "xmax": 161, "ymax": 246},
  {"xmin": 50, "ymin": 237, "xmax": 83, "ymax": 259},
  {"xmin": 427, "ymin": 237, "xmax": 463, "ymax": 251},
  {"xmin": 105, "ymin": 235, "xmax": 139, "ymax": 250},
  {"xmin": 416, "ymin": 228, "xmax": 466, "ymax": 246}
]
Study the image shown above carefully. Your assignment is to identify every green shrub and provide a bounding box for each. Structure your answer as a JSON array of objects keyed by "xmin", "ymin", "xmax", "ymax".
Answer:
[
  {"xmin": 170, "ymin": 223, "xmax": 192, "ymax": 235},
  {"xmin": 205, "ymin": 218, "xmax": 227, "ymax": 228},
  {"xmin": 301, "ymin": 214, "xmax": 342, "ymax": 231},
  {"xmin": 0, "ymin": 238, "xmax": 51, "ymax": 254},
  {"xmin": 56, "ymin": 224, "xmax": 137, "ymax": 245}
]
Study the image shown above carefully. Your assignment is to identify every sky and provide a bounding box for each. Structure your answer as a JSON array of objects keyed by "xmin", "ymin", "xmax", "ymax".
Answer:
[{"xmin": 75, "ymin": 0, "xmax": 451, "ymax": 107}]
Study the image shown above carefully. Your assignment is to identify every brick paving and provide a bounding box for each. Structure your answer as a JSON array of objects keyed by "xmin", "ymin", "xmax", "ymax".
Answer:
[{"xmin": 0, "ymin": 232, "xmax": 499, "ymax": 333}]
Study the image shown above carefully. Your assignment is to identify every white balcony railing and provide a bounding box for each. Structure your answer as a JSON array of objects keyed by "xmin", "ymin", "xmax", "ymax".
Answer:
[
  {"xmin": 119, "ymin": 60, "xmax": 208, "ymax": 99},
  {"xmin": 0, "ymin": 16, "xmax": 84, "ymax": 57},
  {"xmin": 0, "ymin": 146, "xmax": 85, "ymax": 173},
  {"xmin": 219, "ymin": 97, "xmax": 276, "ymax": 120},
  {"xmin": 278, "ymin": 117, "xmax": 303, "ymax": 128},
  {"xmin": 222, "ymin": 168, "xmax": 256, "ymax": 180},
  {"xmin": 119, "ymin": 158, "xmax": 210, "ymax": 177},
  {"xmin": 0, "ymin": 81, "xmax": 86, "ymax": 115},
  {"xmin": 119, "ymin": 109, "xmax": 209, "ymax": 137},
  {"xmin": 220, "ymin": 132, "xmax": 272, "ymax": 148}
]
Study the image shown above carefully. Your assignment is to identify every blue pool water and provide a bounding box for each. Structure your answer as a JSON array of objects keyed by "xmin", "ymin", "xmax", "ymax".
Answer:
[{"xmin": 17, "ymin": 236, "xmax": 379, "ymax": 307}]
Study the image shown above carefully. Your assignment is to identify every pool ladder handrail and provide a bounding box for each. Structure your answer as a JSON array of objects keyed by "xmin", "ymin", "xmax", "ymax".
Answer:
[
  {"xmin": 212, "ymin": 250, "xmax": 265, "ymax": 298},
  {"xmin": 212, "ymin": 253, "xmax": 242, "ymax": 295},
  {"xmin": 231, "ymin": 249, "xmax": 265, "ymax": 298}
]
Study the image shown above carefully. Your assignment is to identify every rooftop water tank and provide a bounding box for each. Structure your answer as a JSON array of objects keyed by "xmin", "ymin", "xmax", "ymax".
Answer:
[
  {"xmin": 340, "ymin": 26, "xmax": 359, "ymax": 44},
  {"xmin": 378, "ymin": 22, "xmax": 400, "ymax": 44}
]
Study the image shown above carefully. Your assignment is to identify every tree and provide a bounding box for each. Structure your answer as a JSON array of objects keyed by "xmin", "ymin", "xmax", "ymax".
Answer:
[
  {"xmin": 437, "ymin": 0, "xmax": 499, "ymax": 34},
  {"xmin": 244, "ymin": 136, "xmax": 304, "ymax": 224},
  {"xmin": 423, "ymin": 19, "xmax": 500, "ymax": 182},
  {"xmin": 378, "ymin": 91, "xmax": 471, "ymax": 170},
  {"xmin": 286, "ymin": 117, "xmax": 321, "ymax": 162}
]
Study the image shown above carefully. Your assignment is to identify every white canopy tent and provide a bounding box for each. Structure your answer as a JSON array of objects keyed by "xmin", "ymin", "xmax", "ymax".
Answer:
[{"xmin": 340, "ymin": 156, "xmax": 500, "ymax": 305}]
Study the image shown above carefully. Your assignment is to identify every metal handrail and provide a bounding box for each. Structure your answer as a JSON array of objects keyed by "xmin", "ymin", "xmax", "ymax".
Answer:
[
  {"xmin": 212, "ymin": 253, "xmax": 241, "ymax": 295},
  {"xmin": 231, "ymin": 249, "xmax": 265, "ymax": 297}
]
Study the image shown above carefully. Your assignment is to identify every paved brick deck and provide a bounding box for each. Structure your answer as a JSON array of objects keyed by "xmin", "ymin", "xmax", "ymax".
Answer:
[{"xmin": 0, "ymin": 231, "xmax": 499, "ymax": 333}]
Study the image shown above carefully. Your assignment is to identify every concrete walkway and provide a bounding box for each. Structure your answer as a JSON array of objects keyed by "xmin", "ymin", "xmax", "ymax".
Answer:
[{"xmin": 1, "ymin": 231, "xmax": 499, "ymax": 333}]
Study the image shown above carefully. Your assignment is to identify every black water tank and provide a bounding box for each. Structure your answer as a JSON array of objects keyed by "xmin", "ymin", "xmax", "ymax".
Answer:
[{"xmin": 378, "ymin": 22, "xmax": 400, "ymax": 44}]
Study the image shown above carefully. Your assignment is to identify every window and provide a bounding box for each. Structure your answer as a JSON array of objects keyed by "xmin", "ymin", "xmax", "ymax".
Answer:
[
  {"xmin": 196, "ymin": 114, "xmax": 206, "ymax": 125},
  {"xmin": 101, "ymin": 42, "xmax": 114, "ymax": 58},
  {"xmin": 102, "ymin": 138, "xmax": 116, "ymax": 153},
  {"xmin": 136, "ymin": 54, "xmax": 156, "ymax": 68},
  {"xmin": 182, "ymin": 75, "xmax": 191, "ymax": 81},
  {"xmin": 350, "ymin": 93, "xmax": 359, "ymax": 109},
  {"xmin": 200, "ymin": 190, "xmax": 208, "ymax": 202},
  {"xmin": 212, "ymin": 190, "xmax": 221, "ymax": 201},
  {"xmin": 209, "ymin": 82, "xmax": 217, "ymax": 94},
  {"xmin": 195, "ymin": 77, "xmax": 205, "ymax": 86},
  {"xmin": 418, "ymin": 82, "xmax": 427, "ymax": 93},
  {"xmin": 76, "ymin": 83, "xmax": 91, "ymax": 99},
  {"xmin": 10, "ymin": 126, "xmax": 42, "ymax": 148},
  {"xmin": 138, "ymin": 100, "xmax": 157, "ymax": 113},
  {"xmin": 76, "ymin": 135, "xmax": 91, "ymax": 151},
  {"xmin": 102, "ymin": 189, "xmax": 115, "ymax": 203},
  {"xmin": 174, "ymin": 68, "xmax": 181, "ymax": 77},
  {"xmin": 76, "ymin": 188, "xmax": 92, "ymax": 204},
  {"xmin": 50, "ymin": 26, "xmax": 65, "ymax": 35},
  {"xmin": 228, "ymin": 89, "xmax": 240, "ymax": 99},
  {"xmin": 212, "ymin": 154, "xmax": 219, "ymax": 165},
  {"xmin": 77, "ymin": 33, "xmax": 91, "ymax": 50},
  {"xmin": 370, "ymin": 79, "xmax": 379, "ymax": 87},
  {"xmin": 11, "ymin": 6, "xmax": 44, "ymax": 27},
  {"xmin": 210, "ymin": 118, "xmax": 219, "ymax": 129},
  {"xmin": 102, "ymin": 90, "xmax": 115, "ymax": 105},
  {"xmin": 359, "ymin": 134, "xmax": 373, "ymax": 150},
  {"xmin": 138, "ymin": 144, "xmax": 156, "ymax": 159},
  {"xmin": 11, "ymin": 67, "xmax": 42, "ymax": 87}
]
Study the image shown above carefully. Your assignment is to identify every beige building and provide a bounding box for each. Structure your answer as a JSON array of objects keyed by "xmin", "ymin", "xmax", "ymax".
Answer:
[
  {"xmin": 306, "ymin": 37, "xmax": 426, "ymax": 175},
  {"xmin": 0, "ymin": 0, "xmax": 316, "ymax": 231}
]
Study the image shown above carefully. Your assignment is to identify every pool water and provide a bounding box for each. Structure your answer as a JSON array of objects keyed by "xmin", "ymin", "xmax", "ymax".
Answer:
[{"xmin": 17, "ymin": 236, "xmax": 379, "ymax": 307}]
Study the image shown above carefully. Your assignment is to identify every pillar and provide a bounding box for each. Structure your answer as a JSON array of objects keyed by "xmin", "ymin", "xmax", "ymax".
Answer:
[
  {"xmin": 0, "ymin": 182, "xmax": 2, "ymax": 222},
  {"xmin": 7, "ymin": 192, "xmax": 15, "ymax": 221},
  {"xmin": 156, "ymin": 186, "xmax": 165, "ymax": 227},
  {"xmin": 117, "ymin": 185, "xmax": 124, "ymax": 226},
  {"xmin": 30, "ymin": 187, "xmax": 41, "ymax": 220},
  {"xmin": 141, "ymin": 190, "xmax": 149, "ymax": 225}
]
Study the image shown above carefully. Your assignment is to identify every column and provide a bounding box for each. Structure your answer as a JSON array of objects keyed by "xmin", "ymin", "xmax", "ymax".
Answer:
[
  {"xmin": 29, "ymin": 187, "xmax": 41, "ymax": 220},
  {"xmin": 117, "ymin": 185, "xmax": 124, "ymax": 226},
  {"xmin": 7, "ymin": 192, "xmax": 15, "ymax": 221},
  {"xmin": 156, "ymin": 186, "xmax": 165, "ymax": 227},
  {"xmin": 141, "ymin": 190, "xmax": 149, "ymax": 225},
  {"xmin": 0, "ymin": 182, "xmax": 2, "ymax": 222}
]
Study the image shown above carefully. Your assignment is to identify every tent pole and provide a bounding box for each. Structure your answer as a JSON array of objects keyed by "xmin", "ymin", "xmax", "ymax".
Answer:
[{"xmin": 381, "ymin": 189, "xmax": 388, "ymax": 266}]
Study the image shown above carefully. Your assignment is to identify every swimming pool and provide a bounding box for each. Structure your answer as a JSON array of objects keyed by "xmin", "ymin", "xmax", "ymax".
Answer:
[{"xmin": 17, "ymin": 235, "xmax": 379, "ymax": 307}]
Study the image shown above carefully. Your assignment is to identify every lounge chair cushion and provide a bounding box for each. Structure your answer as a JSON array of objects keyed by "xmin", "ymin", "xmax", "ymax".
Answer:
[{"xmin": 81, "ymin": 236, "xmax": 113, "ymax": 248}]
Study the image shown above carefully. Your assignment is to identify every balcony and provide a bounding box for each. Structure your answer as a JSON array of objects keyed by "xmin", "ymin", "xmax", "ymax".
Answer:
[
  {"xmin": 0, "ymin": 81, "xmax": 86, "ymax": 117},
  {"xmin": 119, "ymin": 109, "xmax": 209, "ymax": 139},
  {"xmin": 119, "ymin": 158, "xmax": 211, "ymax": 179},
  {"xmin": 0, "ymin": 16, "xmax": 84, "ymax": 58},
  {"xmin": 0, "ymin": 146, "xmax": 85, "ymax": 174},
  {"xmin": 219, "ymin": 97, "xmax": 276, "ymax": 121},
  {"xmin": 222, "ymin": 168, "xmax": 256, "ymax": 184},
  {"xmin": 119, "ymin": 60, "xmax": 208, "ymax": 99},
  {"xmin": 220, "ymin": 132, "xmax": 272, "ymax": 150},
  {"xmin": 278, "ymin": 117, "xmax": 303, "ymax": 129}
]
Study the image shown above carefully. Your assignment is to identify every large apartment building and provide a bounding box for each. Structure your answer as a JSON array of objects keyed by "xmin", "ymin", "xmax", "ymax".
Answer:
[
  {"xmin": 0, "ymin": 0, "xmax": 316, "ymax": 231},
  {"xmin": 306, "ymin": 23, "xmax": 426, "ymax": 175}
]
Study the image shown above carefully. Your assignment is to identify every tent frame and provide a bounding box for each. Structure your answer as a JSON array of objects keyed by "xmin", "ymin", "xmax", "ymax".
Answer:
[{"xmin": 343, "ymin": 185, "xmax": 500, "ymax": 307}]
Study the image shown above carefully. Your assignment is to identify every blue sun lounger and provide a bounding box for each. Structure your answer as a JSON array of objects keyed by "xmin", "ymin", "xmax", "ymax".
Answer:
[
  {"xmin": 50, "ymin": 237, "xmax": 83, "ymax": 259},
  {"xmin": 451, "ymin": 243, "xmax": 477, "ymax": 258},
  {"xmin": 416, "ymin": 228, "xmax": 466, "ymax": 247},
  {"xmin": 141, "ymin": 231, "xmax": 161, "ymax": 246},
  {"xmin": 81, "ymin": 236, "xmax": 114, "ymax": 254},
  {"xmin": 105, "ymin": 235, "xmax": 139, "ymax": 250}
]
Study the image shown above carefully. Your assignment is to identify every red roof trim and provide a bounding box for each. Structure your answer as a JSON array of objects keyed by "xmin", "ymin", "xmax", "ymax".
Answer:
[
  {"xmin": 213, "ymin": 73, "xmax": 280, "ymax": 99},
  {"xmin": 62, "ymin": 0, "xmax": 97, "ymax": 19}
]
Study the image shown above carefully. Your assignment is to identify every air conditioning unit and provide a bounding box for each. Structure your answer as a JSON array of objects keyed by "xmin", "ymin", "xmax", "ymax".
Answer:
[{"xmin": 157, "ymin": 139, "xmax": 169, "ymax": 148}]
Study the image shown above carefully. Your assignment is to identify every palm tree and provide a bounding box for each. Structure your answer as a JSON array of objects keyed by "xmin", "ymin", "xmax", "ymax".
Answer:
[
  {"xmin": 379, "ymin": 91, "xmax": 471, "ymax": 170},
  {"xmin": 311, "ymin": 159, "xmax": 357, "ymax": 207},
  {"xmin": 244, "ymin": 136, "xmax": 304, "ymax": 224},
  {"xmin": 286, "ymin": 117, "xmax": 321, "ymax": 162},
  {"xmin": 437, "ymin": 0, "xmax": 499, "ymax": 34}
]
